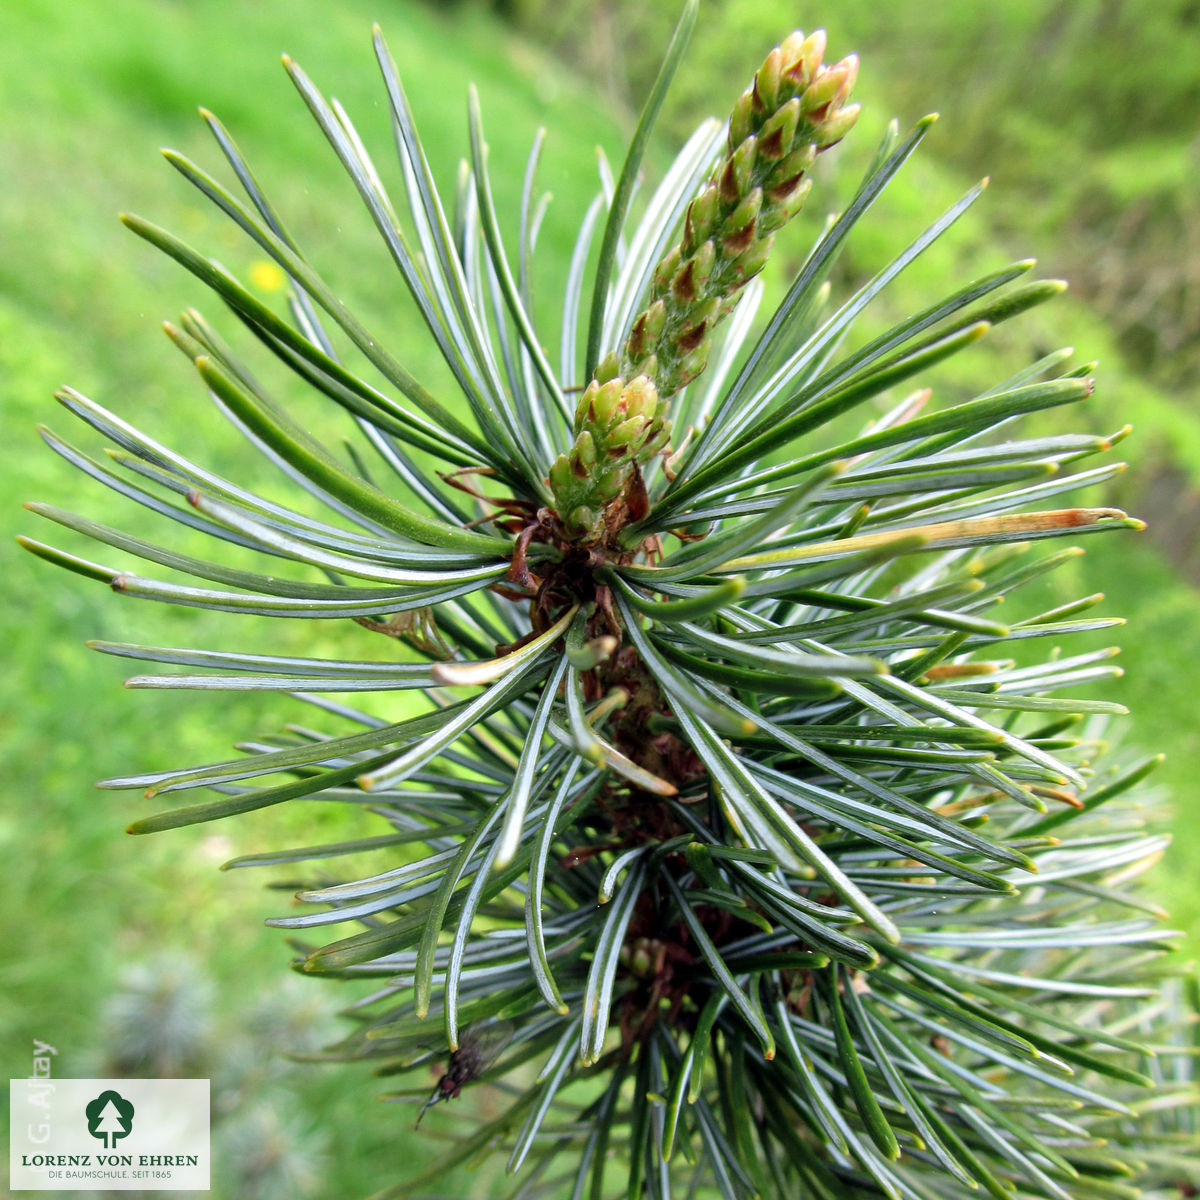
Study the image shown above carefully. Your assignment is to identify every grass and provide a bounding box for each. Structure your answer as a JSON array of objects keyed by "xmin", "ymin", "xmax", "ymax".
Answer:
[{"xmin": 2, "ymin": 2, "xmax": 1197, "ymax": 1195}]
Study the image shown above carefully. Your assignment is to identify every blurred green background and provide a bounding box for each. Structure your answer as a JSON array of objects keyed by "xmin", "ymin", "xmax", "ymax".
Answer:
[{"xmin": 2, "ymin": 0, "xmax": 1197, "ymax": 1195}]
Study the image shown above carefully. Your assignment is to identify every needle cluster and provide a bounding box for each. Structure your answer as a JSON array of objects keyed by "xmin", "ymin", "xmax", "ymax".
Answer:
[{"xmin": 23, "ymin": 6, "xmax": 1199, "ymax": 1199}]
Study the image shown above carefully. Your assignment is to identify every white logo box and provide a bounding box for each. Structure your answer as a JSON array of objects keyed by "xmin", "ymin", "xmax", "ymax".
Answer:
[{"xmin": 9, "ymin": 1079, "xmax": 209, "ymax": 1192}]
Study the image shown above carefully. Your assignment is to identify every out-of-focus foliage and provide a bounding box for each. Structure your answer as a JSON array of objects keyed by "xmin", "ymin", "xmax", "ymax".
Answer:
[{"xmin": 96, "ymin": 956, "xmax": 334, "ymax": 1199}]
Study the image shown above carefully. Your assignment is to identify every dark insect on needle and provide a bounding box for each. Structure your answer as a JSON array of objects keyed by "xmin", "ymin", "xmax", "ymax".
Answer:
[{"xmin": 415, "ymin": 1021, "xmax": 513, "ymax": 1127}]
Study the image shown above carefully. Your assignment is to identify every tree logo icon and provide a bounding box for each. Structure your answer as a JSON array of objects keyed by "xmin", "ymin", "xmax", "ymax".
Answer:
[{"xmin": 85, "ymin": 1090, "xmax": 135, "ymax": 1149}]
